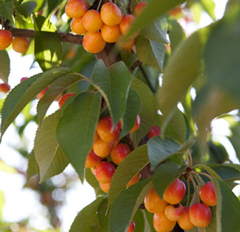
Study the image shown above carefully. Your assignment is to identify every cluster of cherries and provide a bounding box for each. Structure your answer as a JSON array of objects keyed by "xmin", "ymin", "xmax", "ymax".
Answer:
[
  {"xmin": 144, "ymin": 179, "xmax": 216, "ymax": 232},
  {"xmin": 65, "ymin": 0, "xmax": 148, "ymax": 53},
  {"xmin": 0, "ymin": 30, "xmax": 30, "ymax": 94}
]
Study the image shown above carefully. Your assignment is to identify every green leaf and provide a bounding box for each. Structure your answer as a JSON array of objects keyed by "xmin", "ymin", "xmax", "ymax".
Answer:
[
  {"xmin": 37, "ymin": 72, "xmax": 84, "ymax": 124},
  {"xmin": 0, "ymin": 50, "xmax": 10, "ymax": 83},
  {"xmin": 167, "ymin": 16, "xmax": 186, "ymax": 52},
  {"xmin": 0, "ymin": 67, "xmax": 72, "ymax": 138},
  {"xmin": 108, "ymin": 145, "xmax": 149, "ymax": 207},
  {"xmin": 136, "ymin": 36, "xmax": 165, "ymax": 71},
  {"xmin": 16, "ymin": 1, "xmax": 37, "ymax": 18},
  {"xmin": 212, "ymin": 178, "xmax": 240, "ymax": 232},
  {"xmin": 140, "ymin": 20, "xmax": 169, "ymax": 44},
  {"xmin": 27, "ymin": 150, "xmax": 39, "ymax": 179},
  {"xmin": 69, "ymin": 197, "xmax": 104, "ymax": 232},
  {"xmin": 127, "ymin": 0, "xmax": 185, "ymax": 39},
  {"xmin": 98, "ymin": 198, "xmax": 109, "ymax": 232},
  {"xmin": 34, "ymin": 111, "xmax": 69, "ymax": 183},
  {"xmin": 56, "ymin": 92, "xmax": 101, "ymax": 182},
  {"xmin": 156, "ymin": 28, "xmax": 208, "ymax": 130},
  {"xmin": 131, "ymin": 78, "xmax": 157, "ymax": 145},
  {"xmin": 109, "ymin": 178, "xmax": 153, "ymax": 232},
  {"xmin": 147, "ymin": 136, "xmax": 180, "ymax": 169},
  {"xmin": 91, "ymin": 60, "xmax": 133, "ymax": 126},
  {"xmin": 34, "ymin": 14, "xmax": 62, "ymax": 71},
  {"xmin": 203, "ymin": 11, "xmax": 240, "ymax": 103},
  {"xmin": 0, "ymin": 0, "xmax": 13, "ymax": 22},
  {"xmin": 153, "ymin": 162, "xmax": 186, "ymax": 198},
  {"xmin": 120, "ymin": 89, "xmax": 141, "ymax": 138},
  {"xmin": 208, "ymin": 164, "xmax": 240, "ymax": 182}
]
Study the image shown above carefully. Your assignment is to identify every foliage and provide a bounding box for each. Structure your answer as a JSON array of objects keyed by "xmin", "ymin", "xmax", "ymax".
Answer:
[{"xmin": 0, "ymin": 0, "xmax": 240, "ymax": 231}]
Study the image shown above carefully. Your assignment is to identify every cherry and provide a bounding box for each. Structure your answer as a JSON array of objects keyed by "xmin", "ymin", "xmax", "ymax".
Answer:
[
  {"xmin": 85, "ymin": 150, "xmax": 101, "ymax": 168},
  {"xmin": 147, "ymin": 125, "xmax": 161, "ymax": 139},
  {"xmin": 153, "ymin": 212, "xmax": 176, "ymax": 232},
  {"xmin": 95, "ymin": 161, "xmax": 115, "ymax": 183},
  {"xmin": 110, "ymin": 143, "xmax": 131, "ymax": 165},
  {"xmin": 199, "ymin": 181, "xmax": 217, "ymax": 206},
  {"xmin": 0, "ymin": 29, "xmax": 12, "ymax": 50},
  {"xmin": 58, "ymin": 93, "xmax": 75, "ymax": 108}
]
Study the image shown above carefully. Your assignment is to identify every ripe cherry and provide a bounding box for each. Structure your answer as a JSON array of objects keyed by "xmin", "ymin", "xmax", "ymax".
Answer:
[
  {"xmin": 58, "ymin": 93, "xmax": 75, "ymax": 108},
  {"xmin": 147, "ymin": 125, "xmax": 161, "ymax": 139},
  {"xmin": 95, "ymin": 161, "xmax": 115, "ymax": 183},
  {"xmin": 177, "ymin": 206, "xmax": 194, "ymax": 230},
  {"xmin": 85, "ymin": 150, "xmax": 101, "ymax": 168},
  {"xmin": 199, "ymin": 182, "xmax": 217, "ymax": 206},
  {"xmin": 134, "ymin": 1, "xmax": 148, "ymax": 17},
  {"xmin": 153, "ymin": 212, "xmax": 176, "ymax": 232},
  {"xmin": 129, "ymin": 114, "xmax": 141, "ymax": 133},
  {"xmin": 71, "ymin": 17, "xmax": 87, "ymax": 35},
  {"xmin": 110, "ymin": 143, "xmax": 131, "ymax": 165},
  {"xmin": 99, "ymin": 182, "xmax": 111, "ymax": 193},
  {"xmin": 65, "ymin": 0, "xmax": 87, "ymax": 18},
  {"xmin": 189, "ymin": 203, "xmax": 212, "ymax": 228},
  {"xmin": 163, "ymin": 179, "xmax": 186, "ymax": 205},
  {"xmin": 126, "ymin": 220, "xmax": 135, "ymax": 232},
  {"xmin": 92, "ymin": 137, "xmax": 114, "ymax": 158},
  {"xmin": 82, "ymin": 9, "xmax": 103, "ymax": 32},
  {"xmin": 101, "ymin": 24, "xmax": 121, "ymax": 43},
  {"xmin": 164, "ymin": 204, "xmax": 184, "ymax": 221},
  {"xmin": 12, "ymin": 37, "xmax": 29, "ymax": 53},
  {"xmin": 0, "ymin": 83, "xmax": 11, "ymax": 93},
  {"xmin": 126, "ymin": 173, "xmax": 140, "ymax": 187},
  {"xmin": 83, "ymin": 31, "xmax": 106, "ymax": 53},
  {"xmin": 0, "ymin": 29, "xmax": 12, "ymax": 50}
]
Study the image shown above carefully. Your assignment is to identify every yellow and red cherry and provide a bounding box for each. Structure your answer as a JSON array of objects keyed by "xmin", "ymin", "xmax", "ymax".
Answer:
[
  {"xmin": 0, "ymin": 83, "xmax": 11, "ymax": 93},
  {"xmin": 58, "ymin": 93, "xmax": 75, "ymax": 108},
  {"xmin": 12, "ymin": 37, "xmax": 29, "ymax": 53},
  {"xmin": 101, "ymin": 24, "xmax": 121, "ymax": 43},
  {"xmin": 134, "ymin": 1, "xmax": 148, "ymax": 17},
  {"xmin": 110, "ymin": 143, "xmax": 131, "ymax": 165},
  {"xmin": 99, "ymin": 182, "xmax": 111, "ymax": 193},
  {"xmin": 95, "ymin": 161, "xmax": 115, "ymax": 183},
  {"xmin": 199, "ymin": 182, "xmax": 217, "ymax": 206},
  {"xmin": 177, "ymin": 206, "xmax": 195, "ymax": 230},
  {"xmin": 126, "ymin": 221, "xmax": 135, "ymax": 232},
  {"xmin": 83, "ymin": 31, "xmax": 106, "ymax": 53},
  {"xmin": 129, "ymin": 114, "xmax": 141, "ymax": 133},
  {"xmin": 85, "ymin": 150, "xmax": 101, "ymax": 168},
  {"xmin": 92, "ymin": 137, "xmax": 114, "ymax": 158},
  {"xmin": 147, "ymin": 125, "xmax": 161, "ymax": 139},
  {"xmin": 119, "ymin": 14, "xmax": 137, "ymax": 38},
  {"xmin": 163, "ymin": 179, "xmax": 186, "ymax": 205},
  {"xmin": 164, "ymin": 204, "xmax": 184, "ymax": 221},
  {"xmin": 0, "ymin": 29, "xmax": 12, "ymax": 50},
  {"xmin": 96, "ymin": 116, "xmax": 121, "ymax": 142},
  {"xmin": 144, "ymin": 189, "xmax": 168, "ymax": 214},
  {"xmin": 126, "ymin": 173, "xmax": 140, "ymax": 187},
  {"xmin": 189, "ymin": 203, "xmax": 212, "ymax": 228},
  {"xmin": 82, "ymin": 9, "xmax": 103, "ymax": 32},
  {"xmin": 100, "ymin": 2, "xmax": 123, "ymax": 26},
  {"xmin": 65, "ymin": 0, "xmax": 87, "ymax": 18},
  {"xmin": 20, "ymin": 77, "xmax": 28, "ymax": 82},
  {"xmin": 153, "ymin": 212, "xmax": 176, "ymax": 232},
  {"xmin": 36, "ymin": 86, "xmax": 50, "ymax": 100}
]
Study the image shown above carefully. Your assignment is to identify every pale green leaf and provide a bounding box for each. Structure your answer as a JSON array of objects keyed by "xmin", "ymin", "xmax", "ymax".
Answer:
[{"xmin": 34, "ymin": 111, "xmax": 69, "ymax": 183}]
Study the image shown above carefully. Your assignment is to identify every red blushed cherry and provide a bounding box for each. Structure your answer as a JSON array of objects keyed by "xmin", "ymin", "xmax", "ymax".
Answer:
[
  {"xmin": 134, "ymin": 1, "xmax": 148, "ymax": 17},
  {"xmin": 129, "ymin": 114, "xmax": 141, "ymax": 133},
  {"xmin": 0, "ymin": 83, "xmax": 11, "ymax": 93},
  {"xmin": 85, "ymin": 150, "xmax": 101, "ymax": 168},
  {"xmin": 36, "ymin": 86, "xmax": 50, "ymax": 99},
  {"xmin": 110, "ymin": 143, "xmax": 131, "ymax": 165},
  {"xmin": 0, "ymin": 29, "xmax": 12, "ymax": 50},
  {"xmin": 96, "ymin": 116, "xmax": 121, "ymax": 142},
  {"xmin": 147, "ymin": 125, "xmax": 161, "ymax": 139},
  {"xmin": 20, "ymin": 77, "xmax": 28, "ymax": 82},
  {"xmin": 189, "ymin": 203, "xmax": 212, "ymax": 228},
  {"xmin": 126, "ymin": 221, "xmax": 135, "ymax": 232},
  {"xmin": 126, "ymin": 173, "xmax": 140, "ymax": 187},
  {"xmin": 99, "ymin": 182, "xmax": 111, "ymax": 193},
  {"xmin": 95, "ymin": 161, "xmax": 115, "ymax": 183},
  {"xmin": 164, "ymin": 204, "xmax": 184, "ymax": 221},
  {"xmin": 163, "ymin": 179, "xmax": 186, "ymax": 205},
  {"xmin": 199, "ymin": 182, "xmax": 217, "ymax": 206},
  {"xmin": 58, "ymin": 93, "xmax": 75, "ymax": 108}
]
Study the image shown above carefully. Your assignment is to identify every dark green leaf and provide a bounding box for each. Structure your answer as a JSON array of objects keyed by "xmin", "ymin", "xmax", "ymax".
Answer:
[
  {"xmin": 120, "ymin": 89, "xmax": 141, "ymax": 138},
  {"xmin": 0, "ymin": 68, "xmax": 72, "ymax": 138},
  {"xmin": 70, "ymin": 197, "xmax": 104, "ymax": 232},
  {"xmin": 16, "ymin": 1, "xmax": 37, "ymax": 18},
  {"xmin": 56, "ymin": 92, "xmax": 101, "ymax": 182},
  {"xmin": 27, "ymin": 150, "xmax": 39, "ymax": 179},
  {"xmin": 37, "ymin": 72, "xmax": 84, "ymax": 124},
  {"xmin": 34, "ymin": 111, "xmax": 69, "ymax": 183},
  {"xmin": 98, "ymin": 198, "xmax": 109, "ymax": 232},
  {"xmin": 91, "ymin": 60, "xmax": 133, "ymax": 126},
  {"xmin": 109, "ymin": 178, "xmax": 153, "ymax": 232},
  {"xmin": 147, "ymin": 136, "xmax": 180, "ymax": 169},
  {"xmin": 108, "ymin": 145, "xmax": 149, "ymax": 206},
  {"xmin": 212, "ymin": 178, "xmax": 240, "ymax": 232},
  {"xmin": 131, "ymin": 78, "xmax": 157, "ymax": 145},
  {"xmin": 153, "ymin": 162, "xmax": 186, "ymax": 198},
  {"xmin": 136, "ymin": 36, "xmax": 165, "ymax": 71},
  {"xmin": 34, "ymin": 15, "xmax": 62, "ymax": 71},
  {"xmin": 0, "ymin": 50, "xmax": 10, "ymax": 83},
  {"xmin": 0, "ymin": 0, "xmax": 13, "ymax": 22}
]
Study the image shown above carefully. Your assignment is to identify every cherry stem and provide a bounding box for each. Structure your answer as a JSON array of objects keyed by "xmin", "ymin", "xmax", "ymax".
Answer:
[{"xmin": 192, "ymin": 171, "xmax": 213, "ymax": 182}]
